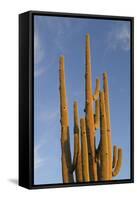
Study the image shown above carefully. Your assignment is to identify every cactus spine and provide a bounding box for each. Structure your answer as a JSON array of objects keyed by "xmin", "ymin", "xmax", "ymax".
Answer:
[{"xmin": 59, "ymin": 34, "xmax": 123, "ymax": 183}]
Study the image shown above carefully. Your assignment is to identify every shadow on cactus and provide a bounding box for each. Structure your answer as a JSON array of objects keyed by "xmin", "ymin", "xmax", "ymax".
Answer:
[{"xmin": 59, "ymin": 33, "xmax": 122, "ymax": 183}]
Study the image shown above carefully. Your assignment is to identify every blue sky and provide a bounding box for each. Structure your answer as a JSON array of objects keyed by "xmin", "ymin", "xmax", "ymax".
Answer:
[{"xmin": 34, "ymin": 15, "xmax": 131, "ymax": 185}]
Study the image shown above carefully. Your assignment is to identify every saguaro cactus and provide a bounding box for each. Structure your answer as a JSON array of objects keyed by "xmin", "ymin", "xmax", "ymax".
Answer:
[
  {"xmin": 85, "ymin": 33, "xmax": 98, "ymax": 181},
  {"xmin": 59, "ymin": 33, "xmax": 123, "ymax": 183},
  {"xmin": 103, "ymin": 72, "xmax": 113, "ymax": 179},
  {"xmin": 99, "ymin": 91, "xmax": 109, "ymax": 180},
  {"xmin": 80, "ymin": 118, "xmax": 90, "ymax": 182},
  {"xmin": 94, "ymin": 98, "xmax": 100, "ymax": 130},
  {"xmin": 73, "ymin": 101, "xmax": 83, "ymax": 182},
  {"xmin": 59, "ymin": 56, "xmax": 74, "ymax": 183},
  {"xmin": 112, "ymin": 148, "xmax": 122, "ymax": 177}
]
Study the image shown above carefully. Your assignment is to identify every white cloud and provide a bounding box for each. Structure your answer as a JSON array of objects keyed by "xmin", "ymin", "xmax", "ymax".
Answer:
[
  {"xmin": 45, "ymin": 18, "xmax": 71, "ymax": 53},
  {"xmin": 73, "ymin": 90, "xmax": 83, "ymax": 97},
  {"xmin": 34, "ymin": 30, "xmax": 46, "ymax": 78},
  {"xmin": 107, "ymin": 23, "xmax": 130, "ymax": 51},
  {"xmin": 34, "ymin": 30, "xmax": 45, "ymax": 64},
  {"xmin": 34, "ymin": 67, "xmax": 46, "ymax": 78},
  {"xmin": 39, "ymin": 16, "xmax": 82, "ymax": 54},
  {"xmin": 34, "ymin": 144, "xmax": 44, "ymax": 170},
  {"xmin": 39, "ymin": 109, "xmax": 59, "ymax": 122}
]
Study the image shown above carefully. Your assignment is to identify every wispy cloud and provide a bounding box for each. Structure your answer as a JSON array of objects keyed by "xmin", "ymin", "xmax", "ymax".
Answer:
[
  {"xmin": 107, "ymin": 23, "xmax": 130, "ymax": 51},
  {"xmin": 73, "ymin": 90, "xmax": 83, "ymax": 98},
  {"xmin": 37, "ymin": 16, "xmax": 83, "ymax": 54},
  {"xmin": 34, "ymin": 144, "xmax": 44, "ymax": 170},
  {"xmin": 34, "ymin": 66, "xmax": 46, "ymax": 78},
  {"xmin": 34, "ymin": 28, "xmax": 46, "ymax": 78},
  {"xmin": 39, "ymin": 109, "xmax": 59, "ymax": 122},
  {"xmin": 45, "ymin": 18, "xmax": 72, "ymax": 53},
  {"xmin": 34, "ymin": 30, "xmax": 45, "ymax": 64}
]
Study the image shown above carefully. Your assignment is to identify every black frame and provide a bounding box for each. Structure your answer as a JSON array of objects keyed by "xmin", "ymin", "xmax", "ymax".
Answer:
[{"xmin": 19, "ymin": 10, "xmax": 134, "ymax": 189}]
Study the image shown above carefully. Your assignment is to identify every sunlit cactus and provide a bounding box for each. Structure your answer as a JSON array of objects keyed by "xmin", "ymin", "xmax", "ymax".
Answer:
[
  {"xmin": 93, "ymin": 78, "xmax": 100, "ymax": 101},
  {"xmin": 73, "ymin": 101, "xmax": 83, "ymax": 182},
  {"xmin": 85, "ymin": 33, "xmax": 98, "ymax": 181},
  {"xmin": 59, "ymin": 56, "xmax": 74, "ymax": 183},
  {"xmin": 99, "ymin": 91, "xmax": 109, "ymax": 180},
  {"xmin": 103, "ymin": 72, "xmax": 113, "ymax": 179},
  {"xmin": 112, "ymin": 148, "xmax": 123, "ymax": 177},
  {"xmin": 80, "ymin": 118, "xmax": 90, "ymax": 182},
  {"xmin": 59, "ymin": 34, "xmax": 123, "ymax": 183},
  {"xmin": 94, "ymin": 98, "xmax": 100, "ymax": 130}
]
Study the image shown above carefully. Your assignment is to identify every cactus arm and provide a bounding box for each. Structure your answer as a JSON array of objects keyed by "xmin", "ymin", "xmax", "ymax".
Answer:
[
  {"xmin": 73, "ymin": 102, "xmax": 79, "ymax": 170},
  {"xmin": 59, "ymin": 56, "xmax": 74, "ymax": 183},
  {"xmin": 99, "ymin": 91, "xmax": 109, "ymax": 180},
  {"xmin": 72, "ymin": 134, "xmax": 78, "ymax": 172},
  {"xmin": 93, "ymin": 78, "xmax": 100, "ymax": 101},
  {"xmin": 96, "ymin": 140, "xmax": 101, "ymax": 181},
  {"xmin": 80, "ymin": 118, "xmax": 90, "ymax": 182},
  {"xmin": 94, "ymin": 99, "xmax": 100, "ymax": 130},
  {"xmin": 103, "ymin": 72, "xmax": 113, "ymax": 180},
  {"xmin": 76, "ymin": 148, "xmax": 83, "ymax": 182},
  {"xmin": 96, "ymin": 153, "xmax": 101, "ymax": 181},
  {"xmin": 59, "ymin": 56, "xmax": 69, "ymax": 126},
  {"xmin": 112, "ymin": 145, "xmax": 117, "ymax": 168},
  {"xmin": 73, "ymin": 102, "xmax": 83, "ymax": 182},
  {"xmin": 85, "ymin": 33, "xmax": 97, "ymax": 181},
  {"xmin": 112, "ymin": 148, "xmax": 122, "ymax": 177},
  {"xmin": 96, "ymin": 139, "xmax": 101, "ymax": 161}
]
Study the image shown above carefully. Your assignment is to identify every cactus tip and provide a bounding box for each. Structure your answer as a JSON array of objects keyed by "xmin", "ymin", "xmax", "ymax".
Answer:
[
  {"xmin": 103, "ymin": 72, "xmax": 108, "ymax": 78},
  {"xmin": 74, "ymin": 101, "xmax": 77, "ymax": 105},
  {"xmin": 86, "ymin": 33, "xmax": 90, "ymax": 39},
  {"xmin": 59, "ymin": 55, "xmax": 65, "ymax": 70}
]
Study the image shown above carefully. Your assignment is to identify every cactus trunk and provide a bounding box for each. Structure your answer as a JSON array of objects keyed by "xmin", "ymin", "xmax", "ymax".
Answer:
[
  {"xmin": 94, "ymin": 99, "xmax": 100, "ymax": 130},
  {"xmin": 80, "ymin": 118, "xmax": 90, "ymax": 182},
  {"xmin": 85, "ymin": 33, "xmax": 97, "ymax": 181},
  {"xmin": 73, "ymin": 102, "xmax": 83, "ymax": 182},
  {"xmin": 103, "ymin": 72, "xmax": 113, "ymax": 179},
  {"xmin": 112, "ymin": 148, "xmax": 123, "ymax": 177},
  {"xmin": 59, "ymin": 56, "xmax": 74, "ymax": 183},
  {"xmin": 99, "ymin": 91, "xmax": 109, "ymax": 180}
]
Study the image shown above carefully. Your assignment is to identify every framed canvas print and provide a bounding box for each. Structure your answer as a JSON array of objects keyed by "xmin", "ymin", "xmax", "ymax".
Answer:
[{"xmin": 19, "ymin": 11, "xmax": 134, "ymax": 189}]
